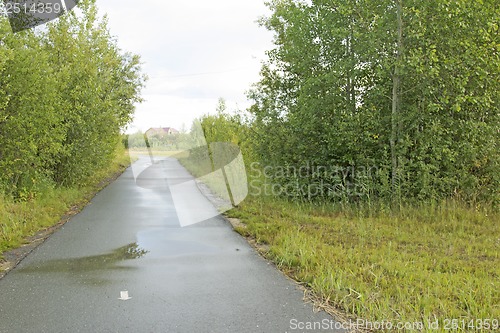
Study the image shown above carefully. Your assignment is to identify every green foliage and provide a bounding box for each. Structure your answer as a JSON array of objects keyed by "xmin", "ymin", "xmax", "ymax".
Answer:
[
  {"xmin": 44, "ymin": 1, "xmax": 145, "ymax": 186},
  {"xmin": 199, "ymin": 98, "xmax": 253, "ymax": 159},
  {"xmin": 248, "ymin": 0, "xmax": 499, "ymax": 206},
  {"xmin": 180, "ymin": 98, "xmax": 255, "ymax": 168},
  {"xmin": 0, "ymin": 23, "xmax": 64, "ymax": 199},
  {"xmin": 177, "ymin": 99, "xmax": 256, "ymax": 203},
  {"xmin": 0, "ymin": 0, "xmax": 145, "ymax": 198}
]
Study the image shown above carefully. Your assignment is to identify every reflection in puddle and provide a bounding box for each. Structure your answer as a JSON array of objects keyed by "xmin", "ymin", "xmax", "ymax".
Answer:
[{"xmin": 17, "ymin": 243, "xmax": 148, "ymax": 276}]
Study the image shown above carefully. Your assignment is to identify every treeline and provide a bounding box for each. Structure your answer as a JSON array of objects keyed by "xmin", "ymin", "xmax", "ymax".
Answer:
[
  {"xmin": 0, "ymin": 0, "xmax": 145, "ymax": 200},
  {"xmin": 127, "ymin": 131, "xmax": 185, "ymax": 151},
  {"xmin": 200, "ymin": 0, "xmax": 499, "ymax": 207},
  {"xmin": 246, "ymin": 0, "xmax": 499, "ymax": 206}
]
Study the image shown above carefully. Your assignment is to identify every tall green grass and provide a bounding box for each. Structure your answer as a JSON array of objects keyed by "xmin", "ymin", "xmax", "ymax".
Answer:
[{"xmin": 228, "ymin": 195, "xmax": 499, "ymax": 332}]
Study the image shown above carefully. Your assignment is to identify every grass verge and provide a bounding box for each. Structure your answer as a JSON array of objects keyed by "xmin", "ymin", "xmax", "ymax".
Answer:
[
  {"xmin": 0, "ymin": 149, "xmax": 132, "ymax": 264},
  {"xmin": 227, "ymin": 195, "xmax": 499, "ymax": 332}
]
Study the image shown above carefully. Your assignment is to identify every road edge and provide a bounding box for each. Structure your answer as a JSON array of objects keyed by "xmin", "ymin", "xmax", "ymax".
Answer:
[
  {"xmin": 192, "ymin": 176, "xmax": 369, "ymax": 333},
  {"xmin": 0, "ymin": 162, "xmax": 130, "ymax": 280}
]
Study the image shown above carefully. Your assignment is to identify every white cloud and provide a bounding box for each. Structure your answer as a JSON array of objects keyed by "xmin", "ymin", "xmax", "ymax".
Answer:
[{"xmin": 95, "ymin": 0, "xmax": 273, "ymax": 132}]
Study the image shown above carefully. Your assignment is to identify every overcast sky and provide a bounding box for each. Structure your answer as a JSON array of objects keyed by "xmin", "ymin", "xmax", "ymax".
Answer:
[{"xmin": 94, "ymin": 0, "xmax": 273, "ymax": 133}]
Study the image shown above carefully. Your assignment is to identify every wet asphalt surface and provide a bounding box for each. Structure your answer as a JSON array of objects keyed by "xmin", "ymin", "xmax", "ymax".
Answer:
[{"xmin": 0, "ymin": 157, "xmax": 342, "ymax": 333}]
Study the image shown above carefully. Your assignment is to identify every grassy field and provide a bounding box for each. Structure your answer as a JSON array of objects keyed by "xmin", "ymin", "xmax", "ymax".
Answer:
[
  {"xmin": 228, "ymin": 196, "xmax": 499, "ymax": 332},
  {"xmin": 0, "ymin": 149, "xmax": 132, "ymax": 260}
]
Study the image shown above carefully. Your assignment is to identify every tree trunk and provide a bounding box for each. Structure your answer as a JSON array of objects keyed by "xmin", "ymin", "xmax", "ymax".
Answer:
[{"xmin": 390, "ymin": 0, "xmax": 403, "ymax": 196}]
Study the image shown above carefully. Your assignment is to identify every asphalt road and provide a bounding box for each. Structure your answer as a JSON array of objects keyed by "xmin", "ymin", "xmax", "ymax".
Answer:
[{"xmin": 0, "ymin": 157, "xmax": 343, "ymax": 333}]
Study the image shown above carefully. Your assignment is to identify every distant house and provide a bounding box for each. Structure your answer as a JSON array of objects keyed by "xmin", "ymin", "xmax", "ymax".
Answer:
[{"xmin": 145, "ymin": 127, "xmax": 179, "ymax": 137}]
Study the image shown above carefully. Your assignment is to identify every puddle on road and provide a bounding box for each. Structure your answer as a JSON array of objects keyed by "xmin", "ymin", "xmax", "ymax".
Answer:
[
  {"xmin": 15, "ymin": 243, "xmax": 148, "ymax": 276},
  {"xmin": 136, "ymin": 229, "xmax": 222, "ymax": 258}
]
